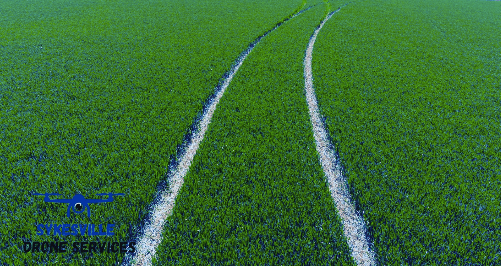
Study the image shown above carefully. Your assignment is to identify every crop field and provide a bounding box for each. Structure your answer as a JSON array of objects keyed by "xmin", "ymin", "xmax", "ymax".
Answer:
[
  {"xmin": 1, "ymin": 0, "xmax": 500, "ymax": 265},
  {"xmin": 152, "ymin": 3, "xmax": 354, "ymax": 265},
  {"xmin": 313, "ymin": 0, "xmax": 501, "ymax": 264},
  {"xmin": 0, "ymin": 0, "xmax": 315, "ymax": 264}
]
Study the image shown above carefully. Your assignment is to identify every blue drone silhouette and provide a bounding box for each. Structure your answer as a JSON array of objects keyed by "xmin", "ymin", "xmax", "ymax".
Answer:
[{"xmin": 34, "ymin": 192, "xmax": 124, "ymax": 218}]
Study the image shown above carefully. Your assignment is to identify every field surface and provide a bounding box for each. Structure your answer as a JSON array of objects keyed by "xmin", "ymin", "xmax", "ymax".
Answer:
[
  {"xmin": 313, "ymin": 0, "xmax": 501, "ymax": 264},
  {"xmin": 0, "ymin": 0, "xmax": 310, "ymax": 264},
  {"xmin": 1, "ymin": 0, "xmax": 500, "ymax": 265},
  {"xmin": 152, "ymin": 3, "xmax": 355, "ymax": 265}
]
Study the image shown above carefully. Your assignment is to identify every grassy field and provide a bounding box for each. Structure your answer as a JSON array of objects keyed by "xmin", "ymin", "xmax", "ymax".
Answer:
[
  {"xmin": 152, "ymin": 3, "xmax": 355, "ymax": 265},
  {"xmin": 0, "ymin": 0, "xmax": 309, "ymax": 264},
  {"xmin": 313, "ymin": 0, "xmax": 501, "ymax": 264},
  {"xmin": 1, "ymin": 0, "xmax": 500, "ymax": 264}
]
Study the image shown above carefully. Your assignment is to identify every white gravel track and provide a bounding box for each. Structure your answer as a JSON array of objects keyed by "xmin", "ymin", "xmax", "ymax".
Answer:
[{"xmin": 303, "ymin": 7, "xmax": 377, "ymax": 266}]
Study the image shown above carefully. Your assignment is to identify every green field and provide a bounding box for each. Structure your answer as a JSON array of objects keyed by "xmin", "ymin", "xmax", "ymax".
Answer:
[
  {"xmin": 1, "ymin": 0, "xmax": 500, "ymax": 265},
  {"xmin": 0, "ymin": 0, "xmax": 311, "ymax": 264},
  {"xmin": 153, "ymin": 3, "xmax": 354, "ymax": 265},
  {"xmin": 313, "ymin": 0, "xmax": 501, "ymax": 264}
]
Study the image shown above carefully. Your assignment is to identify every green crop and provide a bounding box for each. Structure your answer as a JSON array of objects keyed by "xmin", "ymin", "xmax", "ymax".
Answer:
[
  {"xmin": 312, "ymin": 0, "xmax": 501, "ymax": 264},
  {"xmin": 153, "ymin": 2, "xmax": 355, "ymax": 265},
  {"xmin": 3, "ymin": 0, "xmax": 499, "ymax": 264},
  {"xmin": 0, "ymin": 0, "xmax": 308, "ymax": 264}
]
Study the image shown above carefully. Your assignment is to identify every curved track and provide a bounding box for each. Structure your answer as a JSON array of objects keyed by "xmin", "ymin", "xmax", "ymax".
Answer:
[
  {"xmin": 303, "ymin": 6, "xmax": 377, "ymax": 266},
  {"xmin": 121, "ymin": 4, "xmax": 316, "ymax": 265}
]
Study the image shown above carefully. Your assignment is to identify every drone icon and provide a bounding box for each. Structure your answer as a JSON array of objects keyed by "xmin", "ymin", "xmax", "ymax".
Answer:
[{"xmin": 33, "ymin": 192, "xmax": 124, "ymax": 218}]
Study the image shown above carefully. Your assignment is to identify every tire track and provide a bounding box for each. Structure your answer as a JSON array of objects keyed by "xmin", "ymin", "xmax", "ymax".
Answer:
[
  {"xmin": 303, "ymin": 6, "xmax": 377, "ymax": 266},
  {"xmin": 120, "ymin": 4, "xmax": 316, "ymax": 266}
]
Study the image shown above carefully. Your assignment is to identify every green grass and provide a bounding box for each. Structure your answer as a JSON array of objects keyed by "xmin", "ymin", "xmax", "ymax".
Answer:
[
  {"xmin": 312, "ymin": 0, "xmax": 501, "ymax": 264},
  {"xmin": 0, "ymin": 0, "xmax": 308, "ymax": 264},
  {"xmin": 3, "ymin": 0, "xmax": 500, "ymax": 264},
  {"xmin": 153, "ymin": 3, "xmax": 355, "ymax": 265}
]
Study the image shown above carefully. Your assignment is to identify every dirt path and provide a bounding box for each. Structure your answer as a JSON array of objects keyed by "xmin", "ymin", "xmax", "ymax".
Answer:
[{"xmin": 303, "ymin": 6, "xmax": 377, "ymax": 266}]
